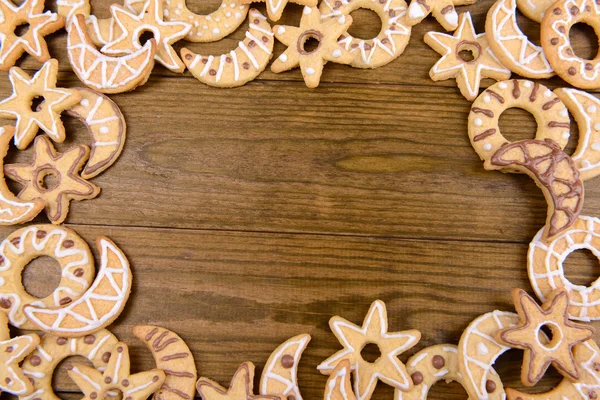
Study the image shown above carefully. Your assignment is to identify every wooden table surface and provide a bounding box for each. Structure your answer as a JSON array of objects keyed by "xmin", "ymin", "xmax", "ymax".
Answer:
[{"xmin": 4, "ymin": 0, "xmax": 600, "ymax": 398}]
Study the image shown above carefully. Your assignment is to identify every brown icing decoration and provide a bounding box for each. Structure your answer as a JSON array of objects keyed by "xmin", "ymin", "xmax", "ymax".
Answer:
[
  {"xmin": 57, "ymin": 337, "xmax": 68, "ymax": 345},
  {"xmin": 432, "ymin": 355, "xmax": 445, "ymax": 369},
  {"xmin": 485, "ymin": 379, "xmax": 496, "ymax": 393},
  {"xmin": 83, "ymin": 334, "xmax": 96, "ymax": 344},
  {"xmin": 411, "ymin": 371, "xmax": 424, "ymax": 385},
  {"xmin": 297, "ymin": 30, "xmax": 323, "ymax": 55},
  {"xmin": 281, "ymin": 354, "xmax": 295, "ymax": 368}
]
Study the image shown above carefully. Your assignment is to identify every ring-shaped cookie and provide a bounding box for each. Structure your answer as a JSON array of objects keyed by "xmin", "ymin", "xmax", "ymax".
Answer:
[
  {"xmin": 468, "ymin": 80, "xmax": 570, "ymax": 162},
  {"xmin": 528, "ymin": 215, "xmax": 600, "ymax": 321},
  {"xmin": 516, "ymin": 0, "xmax": 555, "ymax": 22},
  {"xmin": 486, "ymin": 0, "xmax": 554, "ymax": 78},
  {"xmin": 0, "ymin": 225, "xmax": 94, "ymax": 329},
  {"xmin": 541, "ymin": 0, "xmax": 600, "ymax": 89},
  {"xmin": 319, "ymin": 0, "xmax": 411, "ymax": 68},
  {"xmin": 20, "ymin": 329, "xmax": 119, "ymax": 400}
]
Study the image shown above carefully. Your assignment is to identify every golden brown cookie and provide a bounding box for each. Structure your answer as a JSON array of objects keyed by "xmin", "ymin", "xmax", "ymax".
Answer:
[
  {"xmin": 260, "ymin": 334, "xmax": 310, "ymax": 400},
  {"xmin": 197, "ymin": 362, "xmax": 280, "ymax": 400},
  {"xmin": 407, "ymin": 0, "xmax": 475, "ymax": 30},
  {"xmin": 323, "ymin": 360, "xmax": 355, "ymax": 400},
  {"xmin": 0, "ymin": 312, "xmax": 39, "ymax": 396},
  {"xmin": 241, "ymin": 0, "xmax": 317, "ymax": 21}
]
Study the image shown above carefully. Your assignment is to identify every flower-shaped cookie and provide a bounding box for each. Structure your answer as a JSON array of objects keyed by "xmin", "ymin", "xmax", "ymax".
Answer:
[
  {"xmin": 5, "ymin": 136, "xmax": 100, "ymax": 224},
  {"xmin": 0, "ymin": 312, "xmax": 39, "ymax": 395},
  {"xmin": 0, "ymin": 0, "xmax": 64, "ymax": 70},
  {"xmin": 0, "ymin": 59, "xmax": 81, "ymax": 150},
  {"xmin": 271, "ymin": 7, "xmax": 353, "ymax": 88},
  {"xmin": 197, "ymin": 362, "xmax": 280, "ymax": 400},
  {"xmin": 424, "ymin": 12, "xmax": 510, "ymax": 100},
  {"xmin": 318, "ymin": 300, "xmax": 421, "ymax": 400},
  {"xmin": 101, "ymin": 0, "xmax": 191, "ymax": 73}
]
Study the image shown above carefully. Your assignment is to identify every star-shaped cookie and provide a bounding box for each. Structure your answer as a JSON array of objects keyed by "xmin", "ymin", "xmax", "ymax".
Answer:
[
  {"xmin": 317, "ymin": 300, "xmax": 421, "ymax": 400},
  {"xmin": 0, "ymin": 0, "xmax": 64, "ymax": 70},
  {"xmin": 197, "ymin": 362, "xmax": 280, "ymax": 400},
  {"xmin": 68, "ymin": 342, "xmax": 165, "ymax": 400},
  {"xmin": 424, "ymin": 12, "xmax": 510, "ymax": 101},
  {"xmin": 5, "ymin": 136, "xmax": 100, "ymax": 224},
  {"xmin": 0, "ymin": 59, "xmax": 81, "ymax": 150},
  {"xmin": 497, "ymin": 288, "xmax": 595, "ymax": 386},
  {"xmin": 241, "ymin": 0, "xmax": 318, "ymax": 21},
  {"xmin": 0, "ymin": 312, "xmax": 39, "ymax": 396},
  {"xmin": 271, "ymin": 7, "xmax": 353, "ymax": 88},
  {"xmin": 407, "ymin": 0, "xmax": 475, "ymax": 30},
  {"xmin": 101, "ymin": 0, "xmax": 191, "ymax": 72}
]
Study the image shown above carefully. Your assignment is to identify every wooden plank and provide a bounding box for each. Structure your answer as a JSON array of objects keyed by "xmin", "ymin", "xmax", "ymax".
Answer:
[{"xmin": 10, "ymin": 225, "xmax": 600, "ymax": 399}]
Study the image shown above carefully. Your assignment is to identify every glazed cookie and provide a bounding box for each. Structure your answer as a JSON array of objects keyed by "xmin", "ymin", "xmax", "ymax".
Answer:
[
  {"xmin": 319, "ymin": 0, "xmax": 411, "ymax": 68},
  {"xmin": 486, "ymin": 0, "xmax": 554, "ymax": 79},
  {"xmin": 323, "ymin": 360, "xmax": 355, "ymax": 400},
  {"xmin": 21, "ymin": 329, "xmax": 119, "ymax": 400},
  {"xmin": 497, "ymin": 288, "xmax": 595, "ymax": 386},
  {"xmin": 24, "ymin": 237, "xmax": 132, "ymax": 337},
  {"xmin": 555, "ymin": 88, "xmax": 600, "ymax": 181},
  {"xmin": 0, "ymin": 313, "xmax": 39, "ymax": 396},
  {"xmin": 0, "ymin": 0, "xmax": 64, "ymax": 71},
  {"xmin": 271, "ymin": 7, "xmax": 353, "ymax": 88},
  {"xmin": 68, "ymin": 15, "xmax": 156, "ymax": 94},
  {"xmin": 197, "ymin": 362, "xmax": 280, "ymax": 400},
  {"xmin": 468, "ymin": 80, "xmax": 570, "ymax": 162},
  {"xmin": 133, "ymin": 325, "xmax": 197, "ymax": 400},
  {"xmin": 516, "ymin": 0, "xmax": 555, "ymax": 22},
  {"xmin": 181, "ymin": 9, "xmax": 273, "ymax": 88},
  {"xmin": 486, "ymin": 139, "xmax": 584, "ymax": 240},
  {"xmin": 425, "ymin": 12, "xmax": 511, "ymax": 100},
  {"xmin": 0, "ymin": 59, "xmax": 81, "ymax": 150},
  {"xmin": 318, "ymin": 300, "xmax": 421, "ymax": 400},
  {"xmin": 241, "ymin": 0, "xmax": 317, "ymax": 21},
  {"xmin": 0, "ymin": 225, "xmax": 94, "ymax": 329},
  {"xmin": 528, "ymin": 215, "xmax": 600, "ymax": 321},
  {"xmin": 541, "ymin": 0, "xmax": 600, "ymax": 89},
  {"xmin": 407, "ymin": 0, "xmax": 476, "ymax": 30},
  {"xmin": 68, "ymin": 342, "xmax": 166, "ymax": 400},
  {"xmin": 102, "ymin": 0, "xmax": 191, "ymax": 73},
  {"xmin": 260, "ymin": 334, "xmax": 311, "ymax": 400},
  {"xmin": 5, "ymin": 136, "xmax": 100, "ymax": 225}
]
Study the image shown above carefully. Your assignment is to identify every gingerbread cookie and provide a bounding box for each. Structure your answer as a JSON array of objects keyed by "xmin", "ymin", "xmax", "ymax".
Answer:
[
  {"xmin": 407, "ymin": 0, "xmax": 475, "ymax": 30},
  {"xmin": 0, "ymin": 60, "xmax": 81, "ymax": 150},
  {"xmin": 57, "ymin": 0, "xmax": 123, "ymax": 46},
  {"xmin": 0, "ymin": 225, "xmax": 94, "ymax": 329},
  {"xmin": 516, "ymin": 0, "xmax": 555, "ymax": 22},
  {"xmin": 68, "ymin": 14, "xmax": 156, "ymax": 94},
  {"xmin": 21, "ymin": 329, "xmax": 119, "ymax": 400},
  {"xmin": 241, "ymin": 0, "xmax": 317, "ymax": 21},
  {"xmin": 425, "ymin": 12, "xmax": 511, "ymax": 101},
  {"xmin": 319, "ymin": 0, "xmax": 411, "ymax": 68},
  {"xmin": 68, "ymin": 341, "xmax": 165, "ymax": 400},
  {"xmin": 0, "ymin": 0, "xmax": 64, "ymax": 71},
  {"xmin": 101, "ymin": 0, "xmax": 191, "ymax": 73},
  {"xmin": 5, "ymin": 136, "xmax": 100, "ymax": 225},
  {"xmin": 260, "ymin": 334, "xmax": 311, "ymax": 400},
  {"xmin": 181, "ymin": 9, "xmax": 273, "ymax": 87},
  {"xmin": 324, "ymin": 360, "xmax": 355, "ymax": 400},
  {"xmin": 24, "ymin": 236, "xmax": 132, "ymax": 337},
  {"xmin": 468, "ymin": 80, "xmax": 570, "ymax": 163},
  {"xmin": 133, "ymin": 325, "xmax": 197, "ymax": 400},
  {"xmin": 271, "ymin": 7, "xmax": 353, "ymax": 88},
  {"xmin": 197, "ymin": 362, "xmax": 280, "ymax": 400},
  {"xmin": 486, "ymin": 0, "xmax": 554, "ymax": 78},
  {"xmin": 497, "ymin": 288, "xmax": 595, "ymax": 385},
  {"xmin": 486, "ymin": 139, "xmax": 584, "ymax": 240},
  {"xmin": 541, "ymin": 0, "xmax": 600, "ymax": 89},
  {"xmin": 528, "ymin": 215, "xmax": 600, "ymax": 321},
  {"xmin": 318, "ymin": 300, "xmax": 421, "ymax": 400},
  {"xmin": 0, "ymin": 312, "xmax": 39, "ymax": 396}
]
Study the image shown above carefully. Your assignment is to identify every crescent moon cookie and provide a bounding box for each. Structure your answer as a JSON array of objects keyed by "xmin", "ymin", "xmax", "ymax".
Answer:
[
  {"xmin": 0, "ymin": 59, "xmax": 81, "ymax": 150},
  {"xmin": 528, "ymin": 215, "xmax": 600, "ymax": 321},
  {"xmin": 541, "ymin": 0, "xmax": 600, "ymax": 89},
  {"xmin": 68, "ymin": 341, "xmax": 166, "ymax": 400},
  {"xmin": 101, "ymin": 0, "xmax": 191, "ymax": 73},
  {"xmin": 406, "ymin": 0, "xmax": 476, "ymax": 31},
  {"xmin": 323, "ymin": 360, "xmax": 355, "ymax": 400},
  {"xmin": 20, "ymin": 329, "xmax": 119, "ymax": 400},
  {"xmin": 57, "ymin": 0, "xmax": 123, "ymax": 46},
  {"xmin": 133, "ymin": 325, "xmax": 197, "ymax": 400},
  {"xmin": 317, "ymin": 300, "xmax": 421, "ymax": 400},
  {"xmin": 319, "ymin": 0, "xmax": 410, "ymax": 69},
  {"xmin": 0, "ymin": 313, "xmax": 40, "ymax": 396},
  {"xmin": 486, "ymin": 0, "xmax": 555, "ymax": 79},
  {"xmin": 181, "ymin": 9, "xmax": 273, "ymax": 88},
  {"xmin": 0, "ymin": 225, "xmax": 94, "ymax": 330},
  {"xmin": 496, "ymin": 288, "xmax": 595, "ymax": 386},
  {"xmin": 468, "ymin": 80, "xmax": 570, "ymax": 163},
  {"xmin": 241, "ymin": 0, "xmax": 317, "ymax": 21},
  {"xmin": 260, "ymin": 334, "xmax": 311, "ymax": 400},
  {"xmin": 0, "ymin": 0, "xmax": 64, "ymax": 71},
  {"xmin": 486, "ymin": 138, "xmax": 584, "ymax": 240},
  {"xmin": 424, "ymin": 12, "xmax": 511, "ymax": 101},
  {"xmin": 5, "ymin": 136, "xmax": 100, "ymax": 225},
  {"xmin": 271, "ymin": 7, "xmax": 353, "ymax": 88},
  {"xmin": 197, "ymin": 362, "xmax": 280, "ymax": 400},
  {"xmin": 68, "ymin": 14, "xmax": 156, "ymax": 94},
  {"xmin": 24, "ymin": 236, "xmax": 132, "ymax": 337}
]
